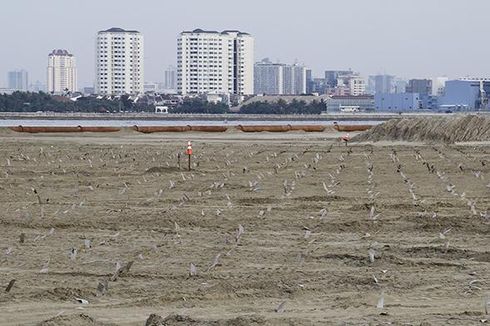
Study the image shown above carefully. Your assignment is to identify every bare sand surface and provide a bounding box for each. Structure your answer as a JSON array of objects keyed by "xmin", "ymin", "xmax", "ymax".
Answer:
[{"xmin": 0, "ymin": 131, "xmax": 489, "ymax": 325}]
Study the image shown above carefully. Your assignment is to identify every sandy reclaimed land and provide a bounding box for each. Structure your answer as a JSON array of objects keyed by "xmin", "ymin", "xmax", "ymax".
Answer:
[{"xmin": 0, "ymin": 131, "xmax": 489, "ymax": 325}]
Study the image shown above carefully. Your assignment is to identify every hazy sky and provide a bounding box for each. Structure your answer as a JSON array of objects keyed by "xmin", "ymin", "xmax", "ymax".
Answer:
[{"xmin": 1, "ymin": 0, "xmax": 488, "ymax": 88}]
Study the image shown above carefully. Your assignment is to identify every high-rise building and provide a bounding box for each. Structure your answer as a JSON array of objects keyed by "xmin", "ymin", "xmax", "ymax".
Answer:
[
  {"xmin": 163, "ymin": 65, "xmax": 177, "ymax": 91},
  {"xmin": 254, "ymin": 59, "xmax": 284, "ymax": 94},
  {"xmin": 47, "ymin": 49, "xmax": 77, "ymax": 94},
  {"xmin": 305, "ymin": 69, "xmax": 313, "ymax": 94},
  {"xmin": 8, "ymin": 70, "xmax": 28, "ymax": 91},
  {"xmin": 95, "ymin": 27, "xmax": 144, "ymax": 95},
  {"xmin": 283, "ymin": 64, "xmax": 307, "ymax": 95},
  {"xmin": 254, "ymin": 59, "xmax": 306, "ymax": 95},
  {"xmin": 177, "ymin": 29, "xmax": 254, "ymax": 96}
]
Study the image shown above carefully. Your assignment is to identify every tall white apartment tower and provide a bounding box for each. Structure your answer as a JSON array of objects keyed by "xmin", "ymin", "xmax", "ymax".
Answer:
[
  {"xmin": 95, "ymin": 27, "xmax": 144, "ymax": 95},
  {"xmin": 177, "ymin": 29, "xmax": 254, "ymax": 96},
  {"xmin": 47, "ymin": 49, "xmax": 77, "ymax": 94}
]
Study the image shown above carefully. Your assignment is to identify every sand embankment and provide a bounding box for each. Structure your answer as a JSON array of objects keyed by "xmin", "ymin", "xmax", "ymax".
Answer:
[{"xmin": 354, "ymin": 115, "xmax": 490, "ymax": 143}]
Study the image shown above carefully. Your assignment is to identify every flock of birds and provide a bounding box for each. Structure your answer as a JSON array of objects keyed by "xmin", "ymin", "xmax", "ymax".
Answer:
[{"xmin": 0, "ymin": 140, "xmax": 489, "ymax": 320}]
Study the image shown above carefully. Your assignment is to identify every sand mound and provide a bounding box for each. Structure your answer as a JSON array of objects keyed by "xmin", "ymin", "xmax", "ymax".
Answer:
[
  {"xmin": 353, "ymin": 115, "xmax": 490, "ymax": 143},
  {"xmin": 145, "ymin": 314, "xmax": 267, "ymax": 326},
  {"xmin": 37, "ymin": 313, "xmax": 113, "ymax": 326},
  {"xmin": 36, "ymin": 287, "xmax": 96, "ymax": 302}
]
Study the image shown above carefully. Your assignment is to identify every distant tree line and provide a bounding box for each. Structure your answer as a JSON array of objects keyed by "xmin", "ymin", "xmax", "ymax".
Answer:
[
  {"xmin": 169, "ymin": 98, "xmax": 229, "ymax": 114},
  {"xmin": 0, "ymin": 92, "xmax": 326, "ymax": 114},
  {"xmin": 0, "ymin": 92, "xmax": 153, "ymax": 113},
  {"xmin": 239, "ymin": 99, "xmax": 326, "ymax": 114}
]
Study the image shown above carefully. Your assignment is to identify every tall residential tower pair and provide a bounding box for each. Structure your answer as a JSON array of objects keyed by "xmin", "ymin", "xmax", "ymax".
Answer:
[
  {"xmin": 93, "ymin": 28, "xmax": 253, "ymax": 96},
  {"xmin": 177, "ymin": 29, "xmax": 254, "ymax": 96}
]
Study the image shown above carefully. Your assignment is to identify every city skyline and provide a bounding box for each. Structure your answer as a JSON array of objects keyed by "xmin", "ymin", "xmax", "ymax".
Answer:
[{"xmin": 1, "ymin": 0, "xmax": 489, "ymax": 89}]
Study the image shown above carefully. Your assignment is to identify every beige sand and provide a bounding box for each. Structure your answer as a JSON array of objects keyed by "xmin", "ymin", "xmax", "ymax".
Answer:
[
  {"xmin": 354, "ymin": 115, "xmax": 490, "ymax": 143},
  {"xmin": 0, "ymin": 131, "xmax": 489, "ymax": 325}
]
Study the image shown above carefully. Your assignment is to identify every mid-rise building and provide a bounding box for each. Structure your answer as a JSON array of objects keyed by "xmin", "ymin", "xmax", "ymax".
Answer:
[
  {"xmin": 325, "ymin": 70, "xmax": 352, "ymax": 88},
  {"xmin": 47, "ymin": 49, "xmax": 77, "ymax": 94},
  {"xmin": 394, "ymin": 79, "xmax": 408, "ymax": 94},
  {"xmin": 325, "ymin": 70, "xmax": 365, "ymax": 96},
  {"xmin": 254, "ymin": 59, "xmax": 284, "ymax": 94},
  {"xmin": 431, "ymin": 77, "xmax": 448, "ymax": 96},
  {"xmin": 347, "ymin": 76, "xmax": 366, "ymax": 96},
  {"xmin": 177, "ymin": 29, "xmax": 254, "ymax": 96},
  {"xmin": 254, "ymin": 59, "xmax": 307, "ymax": 95},
  {"xmin": 406, "ymin": 79, "xmax": 432, "ymax": 95},
  {"xmin": 95, "ymin": 27, "xmax": 144, "ymax": 95},
  {"xmin": 309, "ymin": 78, "xmax": 327, "ymax": 95},
  {"xmin": 375, "ymin": 93, "xmax": 421, "ymax": 111},
  {"xmin": 368, "ymin": 74, "xmax": 395, "ymax": 95},
  {"xmin": 8, "ymin": 70, "xmax": 28, "ymax": 91}
]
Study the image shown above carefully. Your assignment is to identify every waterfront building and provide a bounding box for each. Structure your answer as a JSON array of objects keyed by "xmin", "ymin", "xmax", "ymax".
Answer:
[
  {"xmin": 177, "ymin": 29, "xmax": 254, "ymax": 96},
  {"xmin": 326, "ymin": 95, "xmax": 374, "ymax": 112},
  {"xmin": 47, "ymin": 49, "xmax": 77, "ymax": 94},
  {"xmin": 8, "ymin": 70, "xmax": 28, "ymax": 91},
  {"xmin": 375, "ymin": 93, "xmax": 421, "ymax": 111},
  {"xmin": 95, "ymin": 27, "xmax": 144, "ymax": 95},
  {"xmin": 440, "ymin": 79, "xmax": 490, "ymax": 110}
]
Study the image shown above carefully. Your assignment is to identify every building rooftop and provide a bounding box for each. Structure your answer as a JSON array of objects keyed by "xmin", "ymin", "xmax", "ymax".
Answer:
[
  {"xmin": 330, "ymin": 95, "xmax": 374, "ymax": 100},
  {"xmin": 99, "ymin": 27, "xmax": 140, "ymax": 34},
  {"xmin": 181, "ymin": 28, "xmax": 250, "ymax": 36},
  {"xmin": 49, "ymin": 49, "xmax": 73, "ymax": 57}
]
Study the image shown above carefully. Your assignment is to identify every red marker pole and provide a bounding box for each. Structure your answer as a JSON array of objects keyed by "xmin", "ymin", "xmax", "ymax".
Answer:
[
  {"xmin": 341, "ymin": 134, "xmax": 350, "ymax": 147},
  {"xmin": 186, "ymin": 141, "xmax": 193, "ymax": 171}
]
